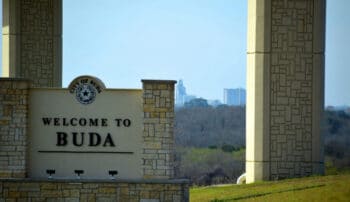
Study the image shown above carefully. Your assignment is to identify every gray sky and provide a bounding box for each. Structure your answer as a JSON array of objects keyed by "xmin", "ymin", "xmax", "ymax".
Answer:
[{"xmin": 1, "ymin": 0, "xmax": 349, "ymax": 106}]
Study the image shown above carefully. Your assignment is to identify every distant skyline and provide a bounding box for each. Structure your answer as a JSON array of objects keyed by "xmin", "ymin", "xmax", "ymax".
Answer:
[
  {"xmin": 0, "ymin": 0, "xmax": 349, "ymax": 106},
  {"xmin": 62, "ymin": 0, "xmax": 247, "ymax": 103}
]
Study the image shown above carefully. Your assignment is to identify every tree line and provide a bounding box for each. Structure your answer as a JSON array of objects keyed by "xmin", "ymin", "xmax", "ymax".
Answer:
[
  {"xmin": 175, "ymin": 105, "xmax": 245, "ymax": 148},
  {"xmin": 174, "ymin": 104, "xmax": 350, "ymax": 185}
]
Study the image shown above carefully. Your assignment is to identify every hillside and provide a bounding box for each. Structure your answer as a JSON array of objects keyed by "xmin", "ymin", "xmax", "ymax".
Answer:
[
  {"xmin": 175, "ymin": 106, "xmax": 245, "ymax": 147},
  {"xmin": 190, "ymin": 173, "xmax": 350, "ymax": 201},
  {"xmin": 175, "ymin": 107, "xmax": 350, "ymax": 185},
  {"xmin": 175, "ymin": 147, "xmax": 245, "ymax": 185}
]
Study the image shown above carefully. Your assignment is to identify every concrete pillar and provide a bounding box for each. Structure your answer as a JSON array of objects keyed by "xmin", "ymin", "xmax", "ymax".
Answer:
[
  {"xmin": 2, "ymin": 0, "xmax": 62, "ymax": 87},
  {"xmin": 142, "ymin": 80, "xmax": 177, "ymax": 179},
  {"xmin": 246, "ymin": 0, "xmax": 325, "ymax": 183}
]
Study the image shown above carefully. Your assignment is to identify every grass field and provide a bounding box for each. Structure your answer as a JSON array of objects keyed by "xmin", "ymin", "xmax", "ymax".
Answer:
[{"xmin": 190, "ymin": 173, "xmax": 350, "ymax": 201}]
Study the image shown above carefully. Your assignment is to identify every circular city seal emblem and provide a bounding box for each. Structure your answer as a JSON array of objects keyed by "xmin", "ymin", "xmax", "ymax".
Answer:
[
  {"xmin": 75, "ymin": 83, "xmax": 97, "ymax": 104},
  {"xmin": 68, "ymin": 76, "xmax": 106, "ymax": 105}
]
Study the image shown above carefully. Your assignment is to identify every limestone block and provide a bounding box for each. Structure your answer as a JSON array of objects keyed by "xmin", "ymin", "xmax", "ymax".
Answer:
[{"xmin": 141, "ymin": 80, "xmax": 176, "ymax": 179}]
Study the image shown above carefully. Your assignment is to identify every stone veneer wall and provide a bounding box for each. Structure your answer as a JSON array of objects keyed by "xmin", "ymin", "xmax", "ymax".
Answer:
[
  {"xmin": 0, "ymin": 79, "xmax": 31, "ymax": 178},
  {"xmin": 269, "ymin": 0, "xmax": 320, "ymax": 179},
  {"xmin": 246, "ymin": 0, "xmax": 325, "ymax": 182},
  {"xmin": 0, "ymin": 179, "xmax": 189, "ymax": 202},
  {"xmin": 2, "ymin": 0, "xmax": 62, "ymax": 87},
  {"xmin": 0, "ymin": 78, "xmax": 189, "ymax": 201},
  {"xmin": 142, "ymin": 80, "xmax": 176, "ymax": 179}
]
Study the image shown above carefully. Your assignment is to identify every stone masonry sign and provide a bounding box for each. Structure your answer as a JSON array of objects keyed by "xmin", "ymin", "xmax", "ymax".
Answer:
[
  {"xmin": 0, "ymin": 77, "xmax": 189, "ymax": 201},
  {"xmin": 29, "ymin": 76, "xmax": 142, "ymax": 179}
]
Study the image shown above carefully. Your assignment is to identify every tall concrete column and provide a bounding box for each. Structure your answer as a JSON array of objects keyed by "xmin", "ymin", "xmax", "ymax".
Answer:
[
  {"xmin": 246, "ymin": 0, "xmax": 325, "ymax": 183},
  {"xmin": 2, "ymin": 0, "xmax": 62, "ymax": 87}
]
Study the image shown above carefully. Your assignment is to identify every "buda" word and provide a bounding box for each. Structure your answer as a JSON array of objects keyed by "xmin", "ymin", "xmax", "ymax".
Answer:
[{"xmin": 56, "ymin": 132, "xmax": 115, "ymax": 147}]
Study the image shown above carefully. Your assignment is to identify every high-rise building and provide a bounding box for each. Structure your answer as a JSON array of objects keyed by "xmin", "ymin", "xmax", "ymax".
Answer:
[
  {"xmin": 184, "ymin": 95, "xmax": 196, "ymax": 103},
  {"xmin": 223, "ymin": 88, "xmax": 246, "ymax": 106},
  {"xmin": 208, "ymin": 99, "xmax": 222, "ymax": 107},
  {"xmin": 176, "ymin": 80, "xmax": 197, "ymax": 106},
  {"xmin": 176, "ymin": 80, "xmax": 187, "ymax": 106}
]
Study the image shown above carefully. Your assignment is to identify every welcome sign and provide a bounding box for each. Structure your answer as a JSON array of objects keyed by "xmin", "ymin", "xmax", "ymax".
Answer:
[{"xmin": 29, "ymin": 76, "xmax": 143, "ymax": 179}]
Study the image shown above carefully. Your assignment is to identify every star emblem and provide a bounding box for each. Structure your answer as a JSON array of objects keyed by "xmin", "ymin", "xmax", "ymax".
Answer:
[{"xmin": 75, "ymin": 83, "xmax": 96, "ymax": 105}]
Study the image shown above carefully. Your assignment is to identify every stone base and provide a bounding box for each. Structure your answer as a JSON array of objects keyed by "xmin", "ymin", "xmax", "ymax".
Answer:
[
  {"xmin": 0, "ymin": 178, "xmax": 189, "ymax": 202},
  {"xmin": 246, "ymin": 161, "xmax": 270, "ymax": 183},
  {"xmin": 0, "ymin": 171, "xmax": 26, "ymax": 179},
  {"xmin": 246, "ymin": 161, "xmax": 324, "ymax": 183}
]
